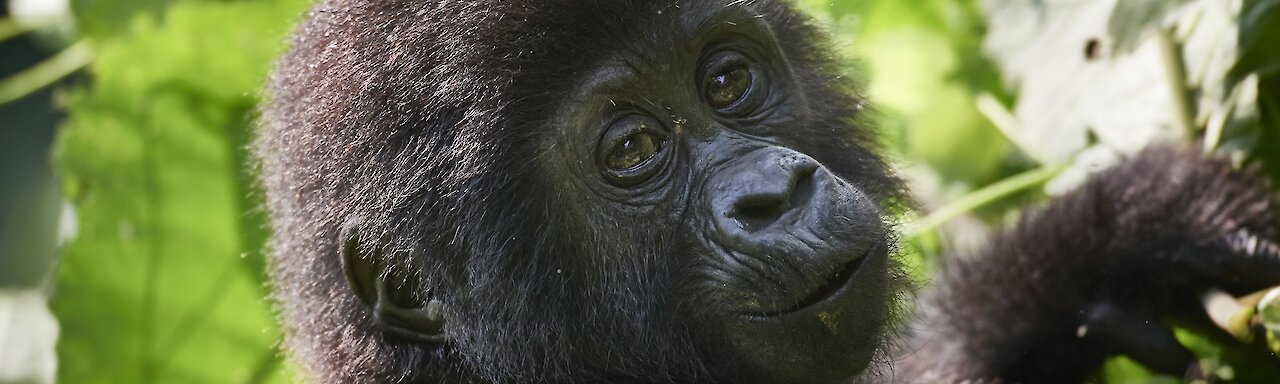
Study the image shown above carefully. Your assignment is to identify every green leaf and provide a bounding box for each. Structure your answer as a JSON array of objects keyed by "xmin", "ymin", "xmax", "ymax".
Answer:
[
  {"xmin": 71, "ymin": 0, "xmax": 175, "ymax": 38},
  {"xmin": 50, "ymin": 0, "xmax": 308, "ymax": 382},
  {"xmin": 1231, "ymin": 0, "xmax": 1280, "ymax": 83},
  {"xmin": 1097, "ymin": 356, "xmax": 1181, "ymax": 384},
  {"xmin": 840, "ymin": 0, "xmax": 1008, "ymax": 184},
  {"xmin": 1259, "ymin": 288, "xmax": 1280, "ymax": 355},
  {"xmin": 1256, "ymin": 76, "xmax": 1280, "ymax": 181},
  {"xmin": 1107, "ymin": 0, "xmax": 1192, "ymax": 54}
]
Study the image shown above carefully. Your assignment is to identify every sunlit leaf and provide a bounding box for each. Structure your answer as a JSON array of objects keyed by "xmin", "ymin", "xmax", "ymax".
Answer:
[
  {"xmin": 1231, "ymin": 0, "xmax": 1280, "ymax": 82},
  {"xmin": 70, "ymin": 0, "xmax": 174, "ymax": 38},
  {"xmin": 1108, "ymin": 0, "xmax": 1192, "ymax": 53},
  {"xmin": 51, "ymin": 0, "xmax": 308, "ymax": 382},
  {"xmin": 836, "ymin": 0, "xmax": 1008, "ymax": 184}
]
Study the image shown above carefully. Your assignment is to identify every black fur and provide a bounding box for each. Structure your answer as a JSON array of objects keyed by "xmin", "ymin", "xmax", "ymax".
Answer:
[
  {"xmin": 898, "ymin": 147, "xmax": 1278, "ymax": 383},
  {"xmin": 259, "ymin": 1, "xmax": 901, "ymax": 382},
  {"xmin": 256, "ymin": 1, "xmax": 1279, "ymax": 383}
]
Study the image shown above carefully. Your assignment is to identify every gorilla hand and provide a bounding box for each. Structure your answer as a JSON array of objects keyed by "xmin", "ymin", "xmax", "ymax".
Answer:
[{"xmin": 909, "ymin": 145, "xmax": 1280, "ymax": 383}]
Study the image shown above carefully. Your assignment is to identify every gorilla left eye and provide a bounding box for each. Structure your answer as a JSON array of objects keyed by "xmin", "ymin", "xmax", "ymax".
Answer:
[
  {"xmin": 599, "ymin": 115, "xmax": 669, "ymax": 186},
  {"xmin": 607, "ymin": 132, "xmax": 661, "ymax": 171},
  {"xmin": 705, "ymin": 66, "xmax": 752, "ymax": 109},
  {"xmin": 700, "ymin": 51, "xmax": 764, "ymax": 115}
]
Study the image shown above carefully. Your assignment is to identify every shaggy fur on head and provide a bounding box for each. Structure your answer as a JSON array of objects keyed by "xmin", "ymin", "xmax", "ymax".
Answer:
[
  {"xmin": 257, "ymin": 0, "xmax": 1279, "ymax": 382},
  {"xmin": 257, "ymin": 1, "xmax": 903, "ymax": 382}
]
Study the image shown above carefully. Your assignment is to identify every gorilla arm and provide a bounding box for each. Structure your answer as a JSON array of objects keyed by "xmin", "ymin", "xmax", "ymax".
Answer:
[{"xmin": 898, "ymin": 146, "xmax": 1280, "ymax": 383}]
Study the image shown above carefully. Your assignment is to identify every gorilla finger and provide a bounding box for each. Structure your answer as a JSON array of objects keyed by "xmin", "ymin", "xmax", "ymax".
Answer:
[{"xmin": 1082, "ymin": 302, "xmax": 1194, "ymax": 377}]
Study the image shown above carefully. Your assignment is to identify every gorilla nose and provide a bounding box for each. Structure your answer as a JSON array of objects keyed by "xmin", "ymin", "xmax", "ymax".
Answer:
[{"xmin": 714, "ymin": 149, "xmax": 821, "ymax": 233}]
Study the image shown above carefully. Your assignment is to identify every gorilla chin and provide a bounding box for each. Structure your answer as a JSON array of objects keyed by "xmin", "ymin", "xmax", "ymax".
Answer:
[{"xmin": 715, "ymin": 244, "xmax": 891, "ymax": 384}]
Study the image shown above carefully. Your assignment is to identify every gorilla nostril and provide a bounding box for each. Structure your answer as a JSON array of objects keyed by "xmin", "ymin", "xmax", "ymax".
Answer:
[
  {"xmin": 730, "ymin": 167, "xmax": 818, "ymax": 231},
  {"xmin": 789, "ymin": 169, "xmax": 815, "ymax": 210},
  {"xmin": 733, "ymin": 197, "xmax": 788, "ymax": 231}
]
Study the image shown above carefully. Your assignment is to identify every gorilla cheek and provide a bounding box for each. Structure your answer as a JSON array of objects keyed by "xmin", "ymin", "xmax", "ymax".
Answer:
[{"xmin": 690, "ymin": 144, "xmax": 890, "ymax": 382}]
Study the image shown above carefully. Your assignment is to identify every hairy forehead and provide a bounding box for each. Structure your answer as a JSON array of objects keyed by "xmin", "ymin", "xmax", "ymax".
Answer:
[
  {"xmin": 609, "ymin": 1, "xmax": 774, "ymax": 47},
  {"xmin": 522, "ymin": 1, "xmax": 782, "ymax": 84}
]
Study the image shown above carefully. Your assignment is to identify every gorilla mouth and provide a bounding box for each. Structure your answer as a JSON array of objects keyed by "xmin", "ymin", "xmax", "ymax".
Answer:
[
  {"xmin": 786, "ymin": 257, "xmax": 864, "ymax": 313},
  {"xmin": 754, "ymin": 244, "xmax": 879, "ymax": 318}
]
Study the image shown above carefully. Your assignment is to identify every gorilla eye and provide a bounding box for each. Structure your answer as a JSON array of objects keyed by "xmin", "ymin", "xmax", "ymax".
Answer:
[
  {"xmin": 607, "ymin": 132, "xmax": 662, "ymax": 171},
  {"xmin": 598, "ymin": 115, "xmax": 669, "ymax": 186},
  {"xmin": 705, "ymin": 66, "xmax": 751, "ymax": 109},
  {"xmin": 700, "ymin": 51, "xmax": 765, "ymax": 115}
]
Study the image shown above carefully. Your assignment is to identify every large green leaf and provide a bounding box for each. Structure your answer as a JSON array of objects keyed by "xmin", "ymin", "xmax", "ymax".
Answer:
[
  {"xmin": 829, "ymin": 0, "xmax": 1009, "ymax": 185},
  {"xmin": 71, "ymin": 0, "xmax": 175, "ymax": 38},
  {"xmin": 51, "ymin": 0, "xmax": 308, "ymax": 382}
]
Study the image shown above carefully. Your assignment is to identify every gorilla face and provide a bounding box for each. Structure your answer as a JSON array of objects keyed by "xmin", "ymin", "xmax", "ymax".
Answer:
[
  {"xmin": 260, "ymin": 1, "xmax": 904, "ymax": 383},
  {"xmin": 537, "ymin": 9, "xmax": 893, "ymax": 381}
]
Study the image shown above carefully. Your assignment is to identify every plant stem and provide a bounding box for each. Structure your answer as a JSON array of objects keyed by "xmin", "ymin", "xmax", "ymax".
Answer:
[
  {"xmin": 0, "ymin": 19, "xmax": 20, "ymax": 43},
  {"xmin": 0, "ymin": 41, "xmax": 90, "ymax": 105},
  {"xmin": 905, "ymin": 163, "xmax": 1067, "ymax": 239},
  {"xmin": 1156, "ymin": 28, "xmax": 1196, "ymax": 141}
]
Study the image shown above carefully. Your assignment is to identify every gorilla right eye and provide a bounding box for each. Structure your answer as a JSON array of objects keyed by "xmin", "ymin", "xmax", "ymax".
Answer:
[
  {"xmin": 700, "ymin": 50, "xmax": 764, "ymax": 115},
  {"xmin": 705, "ymin": 66, "xmax": 751, "ymax": 109},
  {"xmin": 607, "ymin": 132, "xmax": 661, "ymax": 171},
  {"xmin": 598, "ymin": 115, "xmax": 668, "ymax": 185}
]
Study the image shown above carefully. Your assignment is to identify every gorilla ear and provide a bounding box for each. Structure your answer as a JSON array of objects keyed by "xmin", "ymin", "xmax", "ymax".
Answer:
[{"xmin": 339, "ymin": 224, "xmax": 447, "ymax": 343}]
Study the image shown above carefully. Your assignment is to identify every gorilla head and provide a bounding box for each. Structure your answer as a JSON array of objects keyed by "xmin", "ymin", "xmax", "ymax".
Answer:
[{"xmin": 258, "ymin": 1, "xmax": 906, "ymax": 382}]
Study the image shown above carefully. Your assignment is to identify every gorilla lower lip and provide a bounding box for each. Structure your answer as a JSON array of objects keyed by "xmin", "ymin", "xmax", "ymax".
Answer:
[{"xmin": 757, "ymin": 248, "xmax": 872, "ymax": 318}]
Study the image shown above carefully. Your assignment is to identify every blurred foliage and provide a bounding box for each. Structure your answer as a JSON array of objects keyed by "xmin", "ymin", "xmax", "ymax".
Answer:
[
  {"xmin": 801, "ymin": 0, "xmax": 1011, "ymax": 185},
  {"xmin": 803, "ymin": 0, "xmax": 1280, "ymax": 382},
  {"xmin": 68, "ymin": 0, "xmax": 175, "ymax": 38},
  {"xmin": 2, "ymin": 0, "xmax": 1272, "ymax": 382},
  {"xmin": 50, "ymin": 0, "xmax": 308, "ymax": 382}
]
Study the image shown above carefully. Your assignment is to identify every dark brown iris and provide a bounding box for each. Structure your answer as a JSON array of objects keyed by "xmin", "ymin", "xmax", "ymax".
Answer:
[
  {"xmin": 705, "ymin": 66, "xmax": 751, "ymax": 109},
  {"xmin": 607, "ymin": 130, "xmax": 662, "ymax": 171}
]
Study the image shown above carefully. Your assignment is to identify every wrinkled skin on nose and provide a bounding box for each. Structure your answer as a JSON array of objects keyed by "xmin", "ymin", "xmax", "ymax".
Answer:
[{"xmin": 702, "ymin": 145, "xmax": 884, "ymax": 315}]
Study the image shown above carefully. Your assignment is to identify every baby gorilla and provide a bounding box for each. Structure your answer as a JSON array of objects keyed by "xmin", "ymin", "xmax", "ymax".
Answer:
[{"xmin": 256, "ymin": 0, "xmax": 1280, "ymax": 383}]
